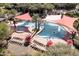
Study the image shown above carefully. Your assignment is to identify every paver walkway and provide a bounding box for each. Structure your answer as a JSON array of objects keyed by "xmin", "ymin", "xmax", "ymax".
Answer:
[{"xmin": 7, "ymin": 43, "xmax": 34, "ymax": 56}]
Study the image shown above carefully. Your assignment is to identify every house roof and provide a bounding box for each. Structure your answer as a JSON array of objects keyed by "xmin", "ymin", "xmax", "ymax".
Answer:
[{"xmin": 15, "ymin": 13, "xmax": 32, "ymax": 21}]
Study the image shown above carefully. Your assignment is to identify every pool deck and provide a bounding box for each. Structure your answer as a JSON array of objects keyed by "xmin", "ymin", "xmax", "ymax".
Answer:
[
  {"xmin": 7, "ymin": 20, "xmax": 70, "ymax": 53},
  {"xmin": 32, "ymin": 35, "xmax": 67, "ymax": 47},
  {"xmin": 50, "ymin": 38, "xmax": 67, "ymax": 45}
]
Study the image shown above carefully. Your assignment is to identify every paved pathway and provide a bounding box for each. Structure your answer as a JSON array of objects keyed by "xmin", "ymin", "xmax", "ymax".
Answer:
[{"xmin": 7, "ymin": 43, "xmax": 34, "ymax": 56}]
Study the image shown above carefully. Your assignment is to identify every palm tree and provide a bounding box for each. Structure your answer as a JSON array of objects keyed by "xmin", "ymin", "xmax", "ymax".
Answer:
[
  {"xmin": 13, "ymin": 18, "xmax": 16, "ymax": 32},
  {"xmin": 32, "ymin": 14, "xmax": 40, "ymax": 32},
  {"xmin": 37, "ymin": 17, "xmax": 41, "ymax": 31}
]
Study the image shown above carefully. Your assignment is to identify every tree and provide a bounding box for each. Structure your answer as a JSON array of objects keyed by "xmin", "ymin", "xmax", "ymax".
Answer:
[
  {"xmin": 32, "ymin": 14, "xmax": 39, "ymax": 32},
  {"xmin": 73, "ymin": 19, "xmax": 79, "ymax": 31},
  {"xmin": 14, "ymin": 3, "xmax": 55, "ymax": 16},
  {"xmin": 0, "ymin": 22, "xmax": 10, "ymax": 49},
  {"xmin": 0, "ymin": 22, "xmax": 9, "ymax": 40},
  {"xmin": 54, "ymin": 3, "xmax": 76, "ymax": 10},
  {"xmin": 75, "ymin": 4, "xmax": 79, "ymax": 11},
  {"xmin": 0, "ymin": 3, "xmax": 18, "ymax": 15}
]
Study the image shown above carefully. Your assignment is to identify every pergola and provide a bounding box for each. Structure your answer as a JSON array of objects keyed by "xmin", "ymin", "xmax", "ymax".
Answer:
[{"xmin": 15, "ymin": 13, "xmax": 32, "ymax": 21}]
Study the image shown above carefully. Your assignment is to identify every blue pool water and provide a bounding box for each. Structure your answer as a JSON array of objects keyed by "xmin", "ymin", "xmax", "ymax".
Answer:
[
  {"xmin": 21, "ymin": 21, "xmax": 35, "ymax": 27},
  {"xmin": 16, "ymin": 21, "xmax": 67, "ymax": 39},
  {"xmin": 17, "ymin": 21, "xmax": 35, "ymax": 31},
  {"xmin": 38, "ymin": 22, "xmax": 67, "ymax": 39}
]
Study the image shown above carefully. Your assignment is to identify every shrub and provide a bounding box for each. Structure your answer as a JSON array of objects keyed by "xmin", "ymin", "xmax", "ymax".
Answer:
[
  {"xmin": 65, "ymin": 12, "xmax": 79, "ymax": 18},
  {"xmin": 0, "ymin": 47, "xmax": 5, "ymax": 56},
  {"xmin": 0, "ymin": 22, "xmax": 11, "ymax": 56},
  {"xmin": 0, "ymin": 22, "xmax": 9, "ymax": 40},
  {"xmin": 35, "ymin": 43, "xmax": 79, "ymax": 56}
]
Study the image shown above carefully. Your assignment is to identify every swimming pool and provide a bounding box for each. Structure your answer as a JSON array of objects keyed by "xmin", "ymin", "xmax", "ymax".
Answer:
[
  {"xmin": 38, "ymin": 22, "xmax": 67, "ymax": 39},
  {"xmin": 16, "ymin": 21, "xmax": 35, "ymax": 31},
  {"xmin": 16, "ymin": 21, "xmax": 67, "ymax": 39}
]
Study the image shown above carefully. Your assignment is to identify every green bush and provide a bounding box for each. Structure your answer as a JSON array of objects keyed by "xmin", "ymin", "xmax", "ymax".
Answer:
[
  {"xmin": 65, "ymin": 12, "xmax": 79, "ymax": 18},
  {"xmin": 0, "ymin": 47, "xmax": 5, "ymax": 56},
  {"xmin": 0, "ymin": 22, "xmax": 9, "ymax": 40},
  {"xmin": 73, "ymin": 36, "xmax": 79, "ymax": 45},
  {"xmin": 0, "ymin": 22, "xmax": 11, "ymax": 56}
]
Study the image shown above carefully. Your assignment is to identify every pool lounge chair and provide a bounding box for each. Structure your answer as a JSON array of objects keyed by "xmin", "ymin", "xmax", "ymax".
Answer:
[
  {"xmin": 30, "ymin": 35, "xmax": 47, "ymax": 51},
  {"xmin": 9, "ymin": 32, "xmax": 31, "ymax": 46},
  {"xmin": 30, "ymin": 40, "xmax": 47, "ymax": 51}
]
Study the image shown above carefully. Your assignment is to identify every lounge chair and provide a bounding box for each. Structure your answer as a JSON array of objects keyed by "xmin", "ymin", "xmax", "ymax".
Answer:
[
  {"xmin": 30, "ymin": 40, "xmax": 47, "ymax": 51},
  {"xmin": 9, "ymin": 32, "xmax": 31, "ymax": 46},
  {"xmin": 30, "ymin": 36, "xmax": 47, "ymax": 51}
]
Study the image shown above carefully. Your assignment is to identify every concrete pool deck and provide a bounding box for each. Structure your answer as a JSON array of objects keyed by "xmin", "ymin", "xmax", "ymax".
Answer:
[
  {"xmin": 33, "ymin": 35, "xmax": 67, "ymax": 45},
  {"xmin": 32, "ymin": 35, "xmax": 67, "ymax": 47}
]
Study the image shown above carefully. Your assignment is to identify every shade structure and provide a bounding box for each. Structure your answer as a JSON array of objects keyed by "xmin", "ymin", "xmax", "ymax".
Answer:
[
  {"xmin": 15, "ymin": 13, "xmax": 32, "ymax": 21},
  {"xmin": 57, "ymin": 15, "xmax": 77, "ymax": 32}
]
